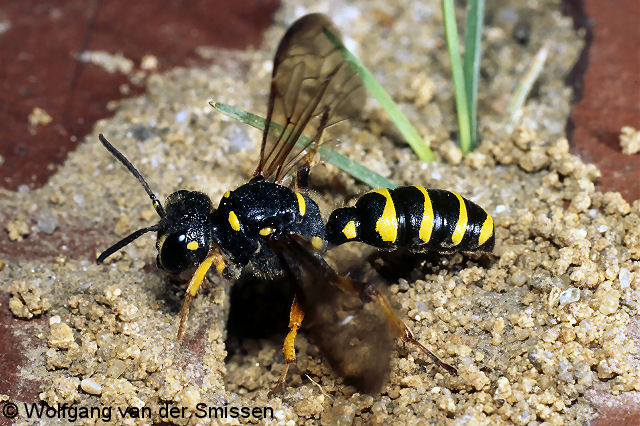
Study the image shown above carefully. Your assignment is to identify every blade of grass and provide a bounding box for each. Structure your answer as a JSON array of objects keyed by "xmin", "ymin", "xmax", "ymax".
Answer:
[
  {"xmin": 463, "ymin": 0, "xmax": 484, "ymax": 151},
  {"xmin": 323, "ymin": 28, "xmax": 435, "ymax": 163},
  {"xmin": 442, "ymin": 0, "xmax": 472, "ymax": 155},
  {"xmin": 506, "ymin": 41, "xmax": 550, "ymax": 125},
  {"xmin": 211, "ymin": 101, "xmax": 398, "ymax": 189},
  {"xmin": 315, "ymin": 144, "xmax": 398, "ymax": 189}
]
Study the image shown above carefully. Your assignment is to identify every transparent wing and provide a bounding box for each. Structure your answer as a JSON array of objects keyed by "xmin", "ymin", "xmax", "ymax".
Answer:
[
  {"xmin": 269, "ymin": 234, "xmax": 395, "ymax": 392},
  {"xmin": 255, "ymin": 13, "xmax": 366, "ymax": 183}
]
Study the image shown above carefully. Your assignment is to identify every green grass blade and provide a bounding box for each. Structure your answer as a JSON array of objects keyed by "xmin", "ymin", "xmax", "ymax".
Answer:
[
  {"xmin": 315, "ymin": 145, "xmax": 398, "ymax": 189},
  {"xmin": 211, "ymin": 101, "xmax": 398, "ymax": 189},
  {"xmin": 506, "ymin": 42, "xmax": 550, "ymax": 125},
  {"xmin": 323, "ymin": 28, "xmax": 435, "ymax": 163},
  {"xmin": 463, "ymin": 0, "xmax": 484, "ymax": 151},
  {"xmin": 442, "ymin": 0, "xmax": 472, "ymax": 155}
]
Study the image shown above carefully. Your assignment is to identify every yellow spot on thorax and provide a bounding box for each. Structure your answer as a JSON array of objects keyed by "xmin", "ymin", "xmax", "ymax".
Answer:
[
  {"xmin": 342, "ymin": 220, "xmax": 357, "ymax": 240},
  {"xmin": 186, "ymin": 241, "xmax": 199, "ymax": 251},
  {"xmin": 295, "ymin": 192, "xmax": 306, "ymax": 216},
  {"xmin": 228, "ymin": 211, "xmax": 240, "ymax": 231},
  {"xmin": 414, "ymin": 186, "xmax": 435, "ymax": 243},
  {"xmin": 223, "ymin": 191, "xmax": 231, "ymax": 198},
  {"xmin": 478, "ymin": 213, "xmax": 494, "ymax": 246},
  {"xmin": 451, "ymin": 192, "xmax": 468, "ymax": 245},
  {"xmin": 311, "ymin": 236, "xmax": 324, "ymax": 251},
  {"xmin": 259, "ymin": 227, "xmax": 274, "ymax": 236},
  {"xmin": 370, "ymin": 188, "xmax": 397, "ymax": 243}
]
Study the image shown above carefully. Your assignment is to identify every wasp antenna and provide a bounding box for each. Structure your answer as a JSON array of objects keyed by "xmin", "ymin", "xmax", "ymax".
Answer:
[
  {"xmin": 98, "ymin": 134, "xmax": 165, "ymax": 218},
  {"xmin": 97, "ymin": 224, "xmax": 161, "ymax": 264}
]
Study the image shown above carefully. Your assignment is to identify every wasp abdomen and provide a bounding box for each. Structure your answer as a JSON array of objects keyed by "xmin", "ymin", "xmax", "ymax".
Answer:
[{"xmin": 326, "ymin": 186, "xmax": 494, "ymax": 253}]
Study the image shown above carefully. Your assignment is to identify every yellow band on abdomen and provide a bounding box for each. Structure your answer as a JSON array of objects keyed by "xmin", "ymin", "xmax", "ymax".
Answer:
[
  {"xmin": 414, "ymin": 186, "xmax": 434, "ymax": 244},
  {"xmin": 478, "ymin": 213, "xmax": 493, "ymax": 246},
  {"xmin": 342, "ymin": 220, "xmax": 357, "ymax": 240},
  {"xmin": 371, "ymin": 188, "xmax": 397, "ymax": 243},
  {"xmin": 451, "ymin": 192, "xmax": 468, "ymax": 245}
]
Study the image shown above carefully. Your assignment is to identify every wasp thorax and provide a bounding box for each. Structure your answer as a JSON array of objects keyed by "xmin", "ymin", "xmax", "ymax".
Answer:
[{"xmin": 156, "ymin": 190, "xmax": 213, "ymax": 274}]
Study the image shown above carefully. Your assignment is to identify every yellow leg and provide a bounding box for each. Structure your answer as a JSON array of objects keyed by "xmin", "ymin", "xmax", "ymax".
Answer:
[
  {"xmin": 282, "ymin": 235, "xmax": 456, "ymax": 375},
  {"xmin": 269, "ymin": 297, "xmax": 304, "ymax": 396},
  {"xmin": 177, "ymin": 250, "xmax": 226, "ymax": 339}
]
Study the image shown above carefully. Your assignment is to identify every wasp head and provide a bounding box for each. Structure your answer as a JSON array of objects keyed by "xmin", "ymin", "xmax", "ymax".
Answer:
[
  {"xmin": 155, "ymin": 190, "xmax": 213, "ymax": 274},
  {"xmin": 97, "ymin": 135, "xmax": 215, "ymax": 274}
]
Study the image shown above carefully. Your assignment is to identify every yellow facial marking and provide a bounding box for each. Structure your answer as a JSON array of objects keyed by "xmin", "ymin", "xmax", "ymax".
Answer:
[
  {"xmin": 478, "ymin": 213, "xmax": 494, "ymax": 246},
  {"xmin": 228, "ymin": 211, "xmax": 241, "ymax": 231},
  {"xmin": 259, "ymin": 227, "xmax": 274, "ymax": 236},
  {"xmin": 223, "ymin": 191, "xmax": 231, "ymax": 198},
  {"xmin": 414, "ymin": 186, "xmax": 435, "ymax": 243},
  {"xmin": 371, "ymin": 188, "xmax": 397, "ymax": 243},
  {"xmin": 451, "ymin": 192, "xmax": 468, "ymax": 245},
  {"xmin": 186, "ymin": 241, "xmax": 199, "ymax": 251},
  {"xmin": 341, "ymin": 220, "xmax": 357, "ymax": 240},
  {"xmin": 295, "ymin": 192, "xmax": 306, "ymax": 216},
  {"xmin": 311, "ymin": 236, "xmax": 324, "ymax": 251}
]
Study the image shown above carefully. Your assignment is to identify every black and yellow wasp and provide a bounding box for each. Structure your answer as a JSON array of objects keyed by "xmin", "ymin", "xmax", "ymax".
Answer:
[{"xmin": 97, "ymin": 14, "xmax": 494, "ymax": 394}]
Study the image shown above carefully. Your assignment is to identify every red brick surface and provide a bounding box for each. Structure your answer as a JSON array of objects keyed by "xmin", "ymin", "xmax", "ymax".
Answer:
[
  {"xmin": 0, "ymin": 0, "xmax": 278, "ymax": 190},
  {"xmin": 566, "ymin": 0, "xmax": 640, "ymax": 202}
]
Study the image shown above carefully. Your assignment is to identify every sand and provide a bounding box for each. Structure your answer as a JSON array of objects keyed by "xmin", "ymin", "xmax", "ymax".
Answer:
[{"xmin": 2, "ymin": 0, "xmax": 639, "ymax": 424}]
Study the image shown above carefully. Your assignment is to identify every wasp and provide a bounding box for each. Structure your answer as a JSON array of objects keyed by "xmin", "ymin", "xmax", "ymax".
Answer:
[{"xmin": 97, "ymin": 14, "xmax": 494, "ymax": 394}]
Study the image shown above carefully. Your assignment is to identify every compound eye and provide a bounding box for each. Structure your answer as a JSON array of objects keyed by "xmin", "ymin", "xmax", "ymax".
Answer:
[{"xmin": 159, "ymin": 233, "xmax": 190, "ymax": 274}]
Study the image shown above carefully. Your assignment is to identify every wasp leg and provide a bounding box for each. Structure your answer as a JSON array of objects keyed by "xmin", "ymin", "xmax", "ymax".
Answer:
[
  {"xmin": 177, "ymin": 250, "xmax": 227, "ymax": 339},
  {"xmin": 294, "ymin": 152, "xmax": 314, "ymax": 191},
  {"xmin": 335, "ymin": 276, "xmax": 457, "ymax": 375},
  {"xmin": 269, "ymin": 296, "xmax": 305, "ymax": 396}
]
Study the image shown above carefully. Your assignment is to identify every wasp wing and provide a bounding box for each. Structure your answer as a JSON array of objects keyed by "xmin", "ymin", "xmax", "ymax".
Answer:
[
  {"xmin": 269, "ymin": 234, "xmax": 395, "ymax": 393},
  {"xmin": 255, "ymin": 13, "xmax": 366, "ymax": 183}
]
